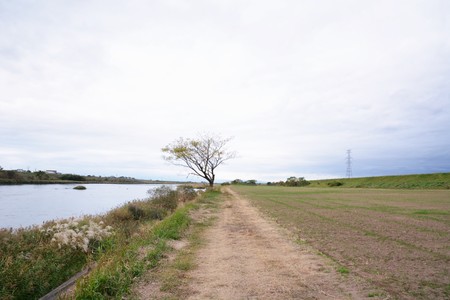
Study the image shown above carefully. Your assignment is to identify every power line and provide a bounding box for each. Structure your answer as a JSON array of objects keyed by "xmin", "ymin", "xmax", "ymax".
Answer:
[{"xmin": 346, "ymin": 149, "xmax": 352, "ymax": 178}]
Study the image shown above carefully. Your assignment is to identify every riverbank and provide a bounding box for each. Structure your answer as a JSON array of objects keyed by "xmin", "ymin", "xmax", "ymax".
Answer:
[
  {"xmin": 4, "ymin": 177, "xmax": 449, "ymax": 299},
  {"xmin": 0, "ymin": 185, "xmax": 201, "ymax": 299}
]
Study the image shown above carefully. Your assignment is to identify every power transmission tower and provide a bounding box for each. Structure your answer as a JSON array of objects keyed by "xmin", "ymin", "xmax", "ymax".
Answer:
[{"xmin": 346, "ymin": 149, "xmax": 352, "ymax": 178}]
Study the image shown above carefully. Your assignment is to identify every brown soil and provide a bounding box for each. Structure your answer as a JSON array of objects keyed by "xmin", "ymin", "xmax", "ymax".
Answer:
[
  {"xmin": 185, "ymin": 188, "xmax": 381, "ymax": 299},
  {"xmin": 233, "ymin": 186, "xmax": 450, "ymax": 299}
]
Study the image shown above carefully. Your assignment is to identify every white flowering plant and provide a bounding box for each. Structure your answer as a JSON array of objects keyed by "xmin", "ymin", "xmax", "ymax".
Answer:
[{"xmin": 42, "ymin": 218, "xmax": 113, "ymax": 253}]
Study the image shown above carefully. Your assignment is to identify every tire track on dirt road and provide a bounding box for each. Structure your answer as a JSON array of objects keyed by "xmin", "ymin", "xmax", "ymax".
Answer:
[{"xmin": 186, "ymin": 187, "xmax": 381, "ymax": 299}]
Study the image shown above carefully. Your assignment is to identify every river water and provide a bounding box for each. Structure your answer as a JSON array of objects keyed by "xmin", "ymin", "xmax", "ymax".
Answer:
[{"xmin": 0, "ymin": 184, "xmax": 172, "ymax": 228}]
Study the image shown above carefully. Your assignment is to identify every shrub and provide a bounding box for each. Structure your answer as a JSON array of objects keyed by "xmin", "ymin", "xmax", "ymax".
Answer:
[
  {"xmin": 127, "ymin": 200, "xmax": 170, "ymax": 221},
  {"xmin": 245, "ymin": 180, "xmax": 257, "ymax": 185},
  {"xmin": 327, "ymin": 181, "xmax": 343, "ymax": 187},
  {"xmin": 128, "ymin": 204, "xmax": 145, "ymax": 220},
  {"xmin": 177, "ymin": 185, "xmax": 198, "ymax": 202},
  {"xmin": 285, "ymin": 177, "xmax": 310, "ymax": 187},
  {"xmin": 108, "ymin": 206, "xmax": 134, "ymax": 222},
  {"xmin": 147, "ymin": 207, "xmax": 167, "ymax": 220},
  {"xmin": 148, "ymin": 186, "xmax": 179, "ymax": 212}
]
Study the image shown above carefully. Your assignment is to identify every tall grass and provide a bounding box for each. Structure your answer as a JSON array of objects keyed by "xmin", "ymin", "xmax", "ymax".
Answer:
[
  {"xmin": 74, "ymin": 205, "xmax": 193, "ymax": 299},
  {"xmin": 0, "ymin": 185, "xmax": 199, "ymax": 300},
  {"xmin": 74, "ymin": 187, "xmax": 217, "ymax": 299},
  {"xmin": 0, "ymin": 226, "xmax": 88, "ymax": 299}
]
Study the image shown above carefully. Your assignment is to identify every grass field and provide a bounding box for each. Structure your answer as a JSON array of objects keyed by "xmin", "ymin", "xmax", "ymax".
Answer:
[
  {"xmin": 231, "ymin": 185, "xmax": 450, "ymax": 299},
  {"xmin": 308, "ymin": 172, "xmax": 450, "ymax": 189}
]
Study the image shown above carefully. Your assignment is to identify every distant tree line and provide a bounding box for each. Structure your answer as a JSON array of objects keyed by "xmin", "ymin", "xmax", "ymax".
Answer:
[
  {"xmin": 221, "ymin": 179, "xmax": 258, "ymax": 186},
  {"xmin": 60, "ymin": 174, "xmax": 86, "ymax": 181},
  {"xmin": 221, "ymin": 176, "xmax": 310, "ymax": 187},
  {"xmin": 267, "ymin": 176, "xmax": 311, "ymax": 187},
  {"xmin": 0, "ymin": 168, "xmax": 143, "ymax": 184}
]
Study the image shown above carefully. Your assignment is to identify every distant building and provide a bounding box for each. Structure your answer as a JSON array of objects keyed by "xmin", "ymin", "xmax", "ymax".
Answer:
[{"xmin": 45, "ymin": 170, "xmax": 58, "ymax": 174}]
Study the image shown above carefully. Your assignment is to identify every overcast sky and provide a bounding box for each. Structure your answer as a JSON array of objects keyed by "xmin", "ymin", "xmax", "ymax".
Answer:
[{"xmin": 1, "ymin": 0, "xmax": 449, "ymax": 182}]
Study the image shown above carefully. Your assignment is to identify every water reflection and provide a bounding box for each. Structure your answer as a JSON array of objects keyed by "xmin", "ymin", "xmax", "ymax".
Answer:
[{"xmin": 0, "ymin": 184, "xmax": 172, "ymax": 228}]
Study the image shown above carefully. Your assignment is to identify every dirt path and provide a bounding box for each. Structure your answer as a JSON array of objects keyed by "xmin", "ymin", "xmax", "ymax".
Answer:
[{"xmin": 186, "ymin": 187, "xmax": 378, "ymax": 299}]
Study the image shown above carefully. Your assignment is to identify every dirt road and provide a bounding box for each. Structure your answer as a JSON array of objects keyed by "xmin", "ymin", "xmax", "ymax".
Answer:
[{"xmin": 186, "ymin": 188, "xmax": 378, "ymax": 299}]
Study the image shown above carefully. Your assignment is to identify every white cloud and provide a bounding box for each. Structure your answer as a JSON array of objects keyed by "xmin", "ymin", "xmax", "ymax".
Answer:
[{"xmin": 1, "ymin": 0, "xmax": 449, "ymax": 181}]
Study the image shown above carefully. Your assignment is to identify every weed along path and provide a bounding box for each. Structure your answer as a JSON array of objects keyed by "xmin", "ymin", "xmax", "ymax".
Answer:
[{"xmin": 185, "ymin": 187, "xmax": 380, "ymax": 299}]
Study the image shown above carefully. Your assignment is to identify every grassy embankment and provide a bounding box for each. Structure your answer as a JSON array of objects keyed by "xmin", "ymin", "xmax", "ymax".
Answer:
[
  {"xmin": 231, "ymin": 184, "xmax": 450, "ymax": 299},
  {"xmin": 0, "ymin": 185, "xmax": 219, "ymax": 299},
  {"xmin": 74, "ymin": 188, "xmax": 221, "ymax": 299},
  {"xmin": 308, "ymin": 172, "xmax": 450, "ymax": 189}
]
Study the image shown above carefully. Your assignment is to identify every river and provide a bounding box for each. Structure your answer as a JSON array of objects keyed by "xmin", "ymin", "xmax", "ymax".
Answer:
[{"xmin": 0, "ymin": 184, "xmax": 173, "ymax": 229}]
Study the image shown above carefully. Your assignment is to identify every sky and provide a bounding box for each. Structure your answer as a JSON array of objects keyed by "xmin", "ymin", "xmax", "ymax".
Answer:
[{"xmin": 1, "ymin": 0, "xmax": 450, "ymax": 183}]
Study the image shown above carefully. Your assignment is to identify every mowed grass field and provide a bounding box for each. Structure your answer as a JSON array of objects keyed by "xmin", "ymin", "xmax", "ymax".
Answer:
[{"xmin": 230, "ymin": 185, "xmax": 450, "ymax": 299}]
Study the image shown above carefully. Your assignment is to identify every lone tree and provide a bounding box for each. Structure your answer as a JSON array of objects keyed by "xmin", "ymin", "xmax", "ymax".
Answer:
[{"xmin": 162, "ymin": 134, "xmax": 236, "ymax": 187}]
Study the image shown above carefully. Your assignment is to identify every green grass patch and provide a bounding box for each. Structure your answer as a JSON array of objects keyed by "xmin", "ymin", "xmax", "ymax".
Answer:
[
  {"xmin": 445, "ymin": 284, "xmax": 450, "ymax": 297},
  {"xmin": 74, "ymin": 188, "xmax": 220, "ymax": 299},
  {"xmin": 74, "ymin": 206, "xmax": 192, "ymax": 298},
  {"xmin": 368, "ymin": 291, "xmax": 384, "ymax": 298},
  {"xmin": 337, "ymin": 266, "xmax": 350, "ymax": 275},
  {"xmin": 413, "ymin": 209, "xmax": 449, "ymax": 216},
  {"xmin": 141, "ymin": 187, "xmax": 223, "ymax": 298},
  {"xmin": 309, "ymin": 172, "xmax": 450, "ymax": 189},
  {"xmin": 152, "ymin": 209, "xmax": 191, "ymax": 240}
]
